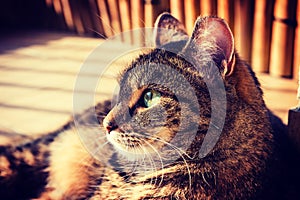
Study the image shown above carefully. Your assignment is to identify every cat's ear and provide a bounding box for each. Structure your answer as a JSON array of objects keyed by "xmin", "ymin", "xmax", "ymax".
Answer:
[
  {"xmin": 183, "ymin": 17, "xmax": 235, "ymax": 77},
  {"xmin": 153, "ymin": 12, "xmax": 189, "ymax": 47}
]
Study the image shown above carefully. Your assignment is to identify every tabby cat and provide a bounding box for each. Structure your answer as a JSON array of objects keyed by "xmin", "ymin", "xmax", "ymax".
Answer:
[{"xmin": 0, "ymin": 13, "xmax": 299, "ymax": 200}]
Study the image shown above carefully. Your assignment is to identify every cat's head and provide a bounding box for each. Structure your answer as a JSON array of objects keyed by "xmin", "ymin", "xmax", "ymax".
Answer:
[{"xmin": 102, "ymin": 13, "xmax": 236, "ymax": 162}]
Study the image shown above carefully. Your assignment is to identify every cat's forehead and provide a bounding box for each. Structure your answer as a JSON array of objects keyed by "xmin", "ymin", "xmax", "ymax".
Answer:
[
  {"xmin": 119, "ymin": 49, "xmax": 185, "ymax": 88},
  {"xmin": 116, "ymin": 48, "xmax": 206, "ymax": 102}
]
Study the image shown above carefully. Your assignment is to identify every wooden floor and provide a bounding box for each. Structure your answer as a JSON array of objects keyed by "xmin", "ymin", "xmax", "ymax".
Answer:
[{"xmin": 0, "ymin": 31, "xmax": 298, "ymax": 143}]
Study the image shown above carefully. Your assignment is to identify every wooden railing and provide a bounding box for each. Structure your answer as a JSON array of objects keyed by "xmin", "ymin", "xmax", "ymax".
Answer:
[{"xmin": 45, "ymin": 0, "xmax": 299, "ymax": 79}]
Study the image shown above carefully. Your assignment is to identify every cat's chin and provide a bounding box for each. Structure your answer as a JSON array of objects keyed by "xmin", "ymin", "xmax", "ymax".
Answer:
[{"xmin": 106, "ymin": 130, "xmax": 158, "ymax": 161}]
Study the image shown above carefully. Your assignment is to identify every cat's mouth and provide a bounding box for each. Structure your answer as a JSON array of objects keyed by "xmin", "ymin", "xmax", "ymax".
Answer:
[{"xmin": 106, "ymin": 128, "xmax": 173, "ymax": 161}]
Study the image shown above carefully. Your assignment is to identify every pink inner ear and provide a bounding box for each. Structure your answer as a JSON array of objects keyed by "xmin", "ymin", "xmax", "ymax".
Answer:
[
  {"xmin": 206, "ymin": 18, "xmax": 234, "ymax": 64},
  {"xmin": 189, "ymin": 17, "xmax": 235, "ymax": 76}
]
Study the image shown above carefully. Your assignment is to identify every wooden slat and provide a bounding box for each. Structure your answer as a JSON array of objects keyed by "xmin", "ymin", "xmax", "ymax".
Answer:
[
  {"xmin": 144, "ymin": 0, "xmax": 157, "ymax": 45},
  {"xmin": 269, "ymin": 0, "xmax": 297, "ymax": 77},
  {"xmin": 251, "ymin": 0, "xmax": 274, "ymax": 72},
  {"xmin": 61, "ymin": 0, "xmax": 75, "ymax": 29},
  {"xmin": 97, "ymin": 0, "xmax": 114, "ymax": 37},
  {"xmin": 44, "ymin": 0, "xmax": 67, "ymax": 30},
  {"xmin": 119, "ymin": 0, "xmax": 132, "ymax": 43},
  {"xmin": 131, "ymin": 0, "xmax": 144, "ymax": 29},
  {"xmin": 45, "ymin": 0, "xmax": 53, "ymax": 7},
  {"xmin": 78, "ymin": 0, "xmax": 95, "ymax": 36},
  {"xmin": 41, "ymin": 0, "xmax": 300, "ymax": 81},
  {"xmin": 200, "ymin": 0, "xmax": 217, "ymax": 16},
  {"xmin": 144, "ymin": 0, "xmax": 154, "ymax": 27},
  {"xmin": 88, "ymin": 0, "xmax": 105, "ymax": 38},
  {"xmin": 234, "ymin": 0, "xmax": 254, "ymax": 62},
  {"xmin": 293, "ymin": 0, "xmax": 300, "ymax": 80},
  {"xmin": 131, "ymin": 0, "xmax": 144, "ymax": 45},
  {"xmin": 53, "ymin": 0, "xmax": 63, "ymax": 14},
  {"xmin": 107, "ymin": 0, "xmax": 122, "ymax": 35},
  {"xmin": 144, "ymin": 0, "xmax": 169, "ymax": 27},
  {"xmin": 170, "ymin": 0, "xmax": 185, "ymax": 23},
  {"xmin": 144, "ymin": 0, "xmax": 170, "ymax": 45},
  {"xmin": 69, "ymin": 0, "xmax": 85, "ymax": 35},
  {"xmin": 270, "ymin": 21, "xmax": 294, "ymax": 77},
  {"xmin": 217, "ymin": 0, "xmax": 234, "ymax": 29},
  {"xmin": 184, "ymin": 0, "xmax": 198, "ymax": 34},
  {"xmin": 119, "ymin": 0, "xmax": 131, "ymax": 31}
]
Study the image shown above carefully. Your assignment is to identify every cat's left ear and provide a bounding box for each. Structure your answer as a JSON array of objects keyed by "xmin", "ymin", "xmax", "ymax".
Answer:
[
  {"xmin": 183, "ymin": 17, "xmax": 235, "ymax": 77},
  {"xmin": 153, "ymin": 12, "xmax": 189, "ymax": 47}
]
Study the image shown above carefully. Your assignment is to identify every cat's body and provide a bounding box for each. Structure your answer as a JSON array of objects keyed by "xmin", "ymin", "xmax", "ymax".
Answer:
[{"xmin": 1, "ymin": 13, "xmax": 300, "ymax": 199}]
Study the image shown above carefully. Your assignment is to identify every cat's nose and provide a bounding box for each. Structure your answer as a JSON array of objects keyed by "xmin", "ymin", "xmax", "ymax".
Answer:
[{"xmin": 104, "ymin": 120, "xmax": 118, "ymax": 133}]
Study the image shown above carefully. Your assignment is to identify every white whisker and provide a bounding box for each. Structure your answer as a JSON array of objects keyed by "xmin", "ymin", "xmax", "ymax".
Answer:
[
  {"xmin": 96, "ymin": 13, "xmax": 118, "ymax": 36},
  {"xmin": 141, "ymin": 135, "xmax": 192, "ymax": 190},
  {"xmin": 139, "ymin": 138, "xmax": 164, "ymax": 187}
]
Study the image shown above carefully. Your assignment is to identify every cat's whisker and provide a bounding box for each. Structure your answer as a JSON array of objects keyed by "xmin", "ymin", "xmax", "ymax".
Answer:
[
  {"xmin": 140, "ymin": 135, "xmax": 192, "ymax": 190},
  {"xmin": 88, "ymin": 27, "xmax": 106, "ymax": 39},
  {"xmin": 142, "ymin": 134, "xmax": 193, "ymax": 160},
  {"xmin": 94, "ymin": 140, "xmax": 110, "ymax": 152},
  {"xmin": 133, "ymin": 144, "xmax": 156, "ymax": 187},
  {"xmin": 138, "ymin": 17, "xmax": 146, "ymax": 28},
  {"xmin": 120, "ymin": 148, "xmax": 142, "ymax": 182},
  {"xmin": 138, "ymin": 139, "xmax": 165, "ymax": 188},
  {"xmin": 96, "ymin": 13, "xmax": 118, "ymax": 36},
  {"xmin": 136, "ymin": 142, "xmax": 156, "ymax": 173}
]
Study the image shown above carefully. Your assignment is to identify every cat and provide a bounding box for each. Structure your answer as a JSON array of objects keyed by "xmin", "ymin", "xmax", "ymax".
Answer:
[{"xmin": 0, "ymin": 12, "xmax": 299, "ymax": 200}]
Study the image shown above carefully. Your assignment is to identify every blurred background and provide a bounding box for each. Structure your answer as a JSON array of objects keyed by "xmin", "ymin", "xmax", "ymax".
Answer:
[{"xmin": 0, "ymin": 0, "xmax": 299, "ymax": 141}]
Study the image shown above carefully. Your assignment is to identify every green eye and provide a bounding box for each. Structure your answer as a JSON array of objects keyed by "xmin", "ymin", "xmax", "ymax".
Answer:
[{"xmin": 143, "ymin": 90, "xmax": 161, "ymax": 108}]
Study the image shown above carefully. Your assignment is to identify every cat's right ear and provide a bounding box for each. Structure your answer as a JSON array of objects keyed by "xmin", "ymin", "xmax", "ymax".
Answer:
[
  {"xmin": 153, "ymin": 12, "xmax": 189, "ymax": 47},
  {"xmin": 182, "ymin": 17, "xmax": 235, "ymax": 77}
]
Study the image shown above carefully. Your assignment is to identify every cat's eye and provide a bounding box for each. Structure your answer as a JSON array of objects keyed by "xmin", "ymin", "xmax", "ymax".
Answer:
[{"xmin": 143, "ymin": 90, "xmax": 161, "ymax": 108}]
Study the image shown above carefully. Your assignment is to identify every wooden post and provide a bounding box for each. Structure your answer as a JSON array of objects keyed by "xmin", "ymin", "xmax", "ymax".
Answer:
[
  {"xmin": 200, "ymin": 0, "xmax": 217, "ymax": 16},
  {"xmin": 144, "ymin": 0, "xmax": 169, "ymax": 27},
  {"xmin": 78, "ymin": 0, "xmax": 95, "ymax": 36},
  {"xmin": 106, "ymin": 0, "xmax": 122, "ymax": 36},
  {"xmin": 88, "ymin": 0, "xmax": 105, "ymax": 38},
  {"xmin": 293, "ymin": 0, "xmax": 300, "ymax": 80},
  {"xmin": 184, "ymin": 0, "xmax": 198, "ymax": 35},
  {"xmin": 234, "ymin": 0, "xmax": 254, "ymax": 62},
  {"xmin": 144, "ymin": 0, "xmax": 169, "ymax": 45},
  {"xmin": 251, "ymin": 0, "xmax": 274, "ymax": 73},
  {"xmin": 69, "ymin": 0, "xmax": 85, "ymax": 35},
  {"xmin": 217, "ymin": 0, "xmax": 234, "ymax": 30},
  {"xmin": 288, "ymin": 68, "xmax": 300, "ymax": 152},
  {"xmin": 131, "ymin": 0, "xmax": 144, "ymax": 45},
  {"xmin": 170, "ymin": 0, "xmax": 185, "ymax": 23},
  {"xmin": 119, "ymin": 0, "xmax": 132, "ymax": 43},
  {"xmin": 53, "ymin": 0, "xmax": 63, "ymax": 14},
  {"xmin": 269, "ymin": 0, "xmax": 297, "ymax": 77},
  {"xmin": 144, "ymin": 0, "xmax": 154, "ymax": 27},
  {"xmin": 61, "ymin": 0, "xmax": 75, "ymax": 30},
  {"xmin": 119, "ymin": 0, "xmax": 131, "ymax": 31},
  {"xmin": 97, "ymin": 0, "xmax": 114, "ymax": 37}
]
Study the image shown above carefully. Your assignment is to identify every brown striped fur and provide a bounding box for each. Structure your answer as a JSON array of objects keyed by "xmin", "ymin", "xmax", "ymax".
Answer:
[{"xmin": 1, "ymin": 13, "xmax": 300, "ymax": 200}]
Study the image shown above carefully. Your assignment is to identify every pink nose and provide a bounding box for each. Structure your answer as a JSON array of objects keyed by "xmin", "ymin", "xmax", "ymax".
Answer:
[{"xmin": 104, "ymin": 120, "xmax": 118, "ymax": 133}]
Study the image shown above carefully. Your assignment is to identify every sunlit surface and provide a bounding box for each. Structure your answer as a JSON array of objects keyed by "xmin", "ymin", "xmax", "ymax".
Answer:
[
  {"xmin": 0, "ymin": 32, "xmax": 102, "ymax": 136},
  {"xmin": 0, "ymin": 31, "xmax": 297, "ymax": 143}
]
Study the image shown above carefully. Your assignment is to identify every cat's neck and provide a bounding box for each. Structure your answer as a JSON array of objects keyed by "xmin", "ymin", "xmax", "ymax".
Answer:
[{"xmin": 228, "ymin": 54, "xmax": 267, "ymax": 113}]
